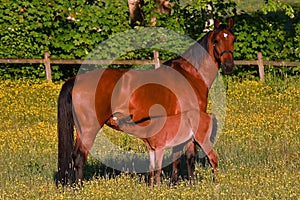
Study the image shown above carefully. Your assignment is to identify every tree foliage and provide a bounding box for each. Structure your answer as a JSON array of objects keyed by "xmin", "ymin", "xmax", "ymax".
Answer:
[
  {"xmin": 0, "ymin": 0, "xmax": 130, "ymax": 59},
  {"xmin": 0, "ymin": 0, "xmax": 299, "ymax": 80}
]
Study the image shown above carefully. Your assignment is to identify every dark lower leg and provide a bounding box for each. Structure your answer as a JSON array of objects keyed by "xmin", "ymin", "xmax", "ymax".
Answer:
[
  {"xmin": 207, "ymin": 150, "xmax": 218, "ymax": 182},
  {"xmin": 185, "ymin": 142, "xmax": 196, "ymax": 181},
  {"xmin": 155, "ymin": 169, "xmax": 162, "ymax": 186},
  {"xmin": 171, "ymin": 150, "xmax": 181, "ymax": 184},
  {"xmin": 73, "ymin": 142, "xmax": 88, "ymax": 185},
  {"xmin": 148, "ymin": 171, "xmax": 155, "ymax": 187}
]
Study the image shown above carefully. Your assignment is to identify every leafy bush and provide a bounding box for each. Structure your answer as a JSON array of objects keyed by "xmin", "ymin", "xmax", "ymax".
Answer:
[
  {"xmin": 234, "ymin": 9, "xmax": 299, "ymax": 61},
  {"xmin": 233, "ymin": 5, "xmax": 300, "ymax": 78},
  {"xmin": 0, "ymin": 0, "xmax": 130, "ymax": 80},
  {"xmin": 0, "ymin": 0, "xmax": 299, "ymax": 80}
]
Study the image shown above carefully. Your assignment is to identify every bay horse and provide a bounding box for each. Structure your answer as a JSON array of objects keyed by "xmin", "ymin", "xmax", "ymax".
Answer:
[
  {"xmin": 57, "ymin": 18, "xmax": 235, "ymax": 186},
  {"xmin": 168, "ymin": 19, "xmax": 235, "ymax": 184}
]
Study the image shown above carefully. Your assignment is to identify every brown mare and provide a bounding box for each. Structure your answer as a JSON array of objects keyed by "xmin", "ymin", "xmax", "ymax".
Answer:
[
  {"xmin": 57, "ymin": 18, "xmax": 235, "ymax": 186},
  {"xmin": 169, "ymin": 19, "xmax": 235, "ymax": 184}
]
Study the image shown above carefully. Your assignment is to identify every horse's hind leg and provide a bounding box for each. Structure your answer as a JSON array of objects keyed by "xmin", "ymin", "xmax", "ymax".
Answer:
[
  {"xmin": 72, "ymin": 122, "xmax": 101, "ymax": 185},
  {"xmin": 185, "ymin": 141, "xmax": 196, "ymax": 182},
  {"xmin": 171, "ymin": 142, "xmax": 196, "ymax": 185},
  {"xmin": 73, "ymin": 136, "xmax": 87, "ymax": 185},
  {"xmin": 171, "ymin": 146, "xmax": 182, "ymax": 185}
]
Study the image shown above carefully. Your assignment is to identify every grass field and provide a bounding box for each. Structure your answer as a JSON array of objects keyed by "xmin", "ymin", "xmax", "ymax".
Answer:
[{"xmin": 0, "ymin": 76, "xmax": 299, "ymax": 199}]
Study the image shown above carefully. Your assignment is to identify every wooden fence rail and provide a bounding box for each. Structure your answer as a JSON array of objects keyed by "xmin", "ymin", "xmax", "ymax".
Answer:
[{"xmin": 0, "ymin": 52, "xmax": 299, "ymax": 82}]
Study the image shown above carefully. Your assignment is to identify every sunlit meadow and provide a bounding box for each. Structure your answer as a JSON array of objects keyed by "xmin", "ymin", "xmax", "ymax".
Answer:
[{"xmin": 0, "ymin": 77, "xmax": 299, "ymax": 199}]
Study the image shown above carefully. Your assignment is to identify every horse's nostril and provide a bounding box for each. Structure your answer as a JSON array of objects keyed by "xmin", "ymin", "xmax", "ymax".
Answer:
[
  {"xmin": 221, "ymin": 61, "xmax": 234, "ymax": 74},
  {"xmin": 225, "ymin": 60, "xmax": 234, "ymax": 67}
]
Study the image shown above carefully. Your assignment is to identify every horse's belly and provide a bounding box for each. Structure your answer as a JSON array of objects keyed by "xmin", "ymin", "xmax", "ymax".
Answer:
[
  {"xmin": 165, "ymin": 129, "xmax": 194, "ymax": 148},
  {"xmin": 111, "ymin": 69, "xmax": 199, "ymax": 122}
]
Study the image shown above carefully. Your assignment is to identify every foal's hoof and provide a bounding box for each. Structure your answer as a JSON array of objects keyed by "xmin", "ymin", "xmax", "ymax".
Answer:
[{"xmin": 215, "ymin": 183, "xmax": 221, "ymax": 191}]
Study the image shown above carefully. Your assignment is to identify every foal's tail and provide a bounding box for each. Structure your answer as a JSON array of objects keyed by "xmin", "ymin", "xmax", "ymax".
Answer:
[{"xmin": 57, "ymin": 77, "xmax": 76, "ymax": 186}]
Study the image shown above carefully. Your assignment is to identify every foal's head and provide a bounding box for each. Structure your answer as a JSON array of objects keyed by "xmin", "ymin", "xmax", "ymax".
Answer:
[{"xmin": 211, "ymin": 18, "xmax": 235, "ymax": 74}]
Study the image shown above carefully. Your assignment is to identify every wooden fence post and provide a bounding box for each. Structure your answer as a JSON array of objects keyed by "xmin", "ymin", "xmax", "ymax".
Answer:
[
  {"xmin": 44, "ymin": 52, "xmax": 52, "ymax": 82},
  {"xmin": 154, "ymin": 50, "xmax": 160, "ymax": 69},
  {"xmin": 257, "ymin": 52, "xmax": 264, "ymax": 83}
]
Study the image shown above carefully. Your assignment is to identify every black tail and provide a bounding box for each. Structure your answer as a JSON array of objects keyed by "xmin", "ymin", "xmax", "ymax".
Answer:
[{"xmin": 57, "ymin": 77, "xmax": 76, "ymax": 186}]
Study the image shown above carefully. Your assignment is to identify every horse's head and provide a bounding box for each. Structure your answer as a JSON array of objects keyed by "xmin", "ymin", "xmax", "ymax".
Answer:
[{"xmin": 211, "ymin": 18, "xmax": 235, "ymax": 75}]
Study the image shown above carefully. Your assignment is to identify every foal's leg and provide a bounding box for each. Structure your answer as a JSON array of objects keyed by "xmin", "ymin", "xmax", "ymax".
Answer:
[
  {"xmin": 192, "ymin": 113, "xmax": 218, "ymax": 182},
  {"xmin": 154, "ymin": 149, "xmax": 164, "ymax": 186},
  {"xmin": 148, "ymin": 150, "xmax": 155, "ymax": 186},
  {"xmin": 206, "ymin": 115, "xmax": 218, "ymax": 182},
  {"xmin": 206, "ymin": 149, "xmax": 218, "ymax": 182},
  {"xmin": 148, "ymin": 149, "xmax": 164, "ymax": 186}
]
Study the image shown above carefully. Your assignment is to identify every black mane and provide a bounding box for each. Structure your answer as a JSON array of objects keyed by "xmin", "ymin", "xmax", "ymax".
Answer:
[{"xmin": 163, "ymin": 24, "xmax": 233, "ymax": 69}]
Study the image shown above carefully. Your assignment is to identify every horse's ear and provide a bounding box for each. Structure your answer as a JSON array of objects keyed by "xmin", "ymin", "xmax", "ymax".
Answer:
[
  {"xmin": 214, "ymin": 19, "xmax": 220, "ymax": 29},
  {"xmin": 227, "ymin": 18, "xmax": 234, "ymax": 29}
]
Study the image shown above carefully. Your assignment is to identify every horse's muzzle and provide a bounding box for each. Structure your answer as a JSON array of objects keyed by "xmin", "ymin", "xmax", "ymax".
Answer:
[{"xmin": 221, "ymin": 61, "xmax": 234, "ymax": 75}]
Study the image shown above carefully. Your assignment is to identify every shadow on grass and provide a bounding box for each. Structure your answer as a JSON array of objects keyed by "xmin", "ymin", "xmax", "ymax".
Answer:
[{"xmin": 53, "ymin": 153, "xmax": 208, "ymax": 187}]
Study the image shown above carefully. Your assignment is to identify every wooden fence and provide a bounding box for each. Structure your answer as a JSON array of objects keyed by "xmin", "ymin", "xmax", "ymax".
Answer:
[{"xmin": 0, "ymin": 52, "xmax": 299, "ymax": 83}]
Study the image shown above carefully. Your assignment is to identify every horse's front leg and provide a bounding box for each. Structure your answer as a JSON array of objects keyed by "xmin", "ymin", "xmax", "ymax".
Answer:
[{"xmin": 193, "ymin": 113, "xmax": 218, "ymax": 182}]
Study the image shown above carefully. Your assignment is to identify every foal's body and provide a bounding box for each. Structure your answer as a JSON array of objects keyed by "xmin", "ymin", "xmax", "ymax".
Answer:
[
  {"xmin": 112, "ymin": 110, "xmax": 217, "ymax": 186},
  {"xmin": 57, "ymin": 18, "xmax": 235, "ymax": 186}
]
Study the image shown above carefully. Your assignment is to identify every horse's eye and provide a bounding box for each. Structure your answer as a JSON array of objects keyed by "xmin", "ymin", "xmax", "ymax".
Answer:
[{"xmin": 213, "ymin": 40, "xmax": 219, "ymax": 46}]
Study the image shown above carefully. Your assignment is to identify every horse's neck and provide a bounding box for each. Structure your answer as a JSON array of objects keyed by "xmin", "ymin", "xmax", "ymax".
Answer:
[
  {"xmin": 197, "ymin": 56, "xmax": 218, "ymax": 89},
  {"xmin": 182, "ymin": 34, "xmax": 218, "ymax": 89}
]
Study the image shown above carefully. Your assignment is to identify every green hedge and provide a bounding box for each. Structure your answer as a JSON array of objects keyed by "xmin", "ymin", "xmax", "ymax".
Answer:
[
  {"xmin": 0, "ymin": 0, "xmax": 130, "ymax": 59},
  {"xmin": 0, "ymin": 0, "xmax": 299, "ymax": 80},
  {"xmin": 233, "ymin": 6, "xmax": 300, "ymax": 78}
]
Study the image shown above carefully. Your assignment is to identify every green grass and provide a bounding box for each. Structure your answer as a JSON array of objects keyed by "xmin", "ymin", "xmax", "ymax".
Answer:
[{"xmin": 0, "ymin": 77, "xmax": 299, "ymax": 199}]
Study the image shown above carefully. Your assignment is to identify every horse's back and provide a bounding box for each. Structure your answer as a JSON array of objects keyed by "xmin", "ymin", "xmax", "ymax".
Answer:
[{"xmin": 72, "ymin": 66, "xmax": 205, "ymax": 126}]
